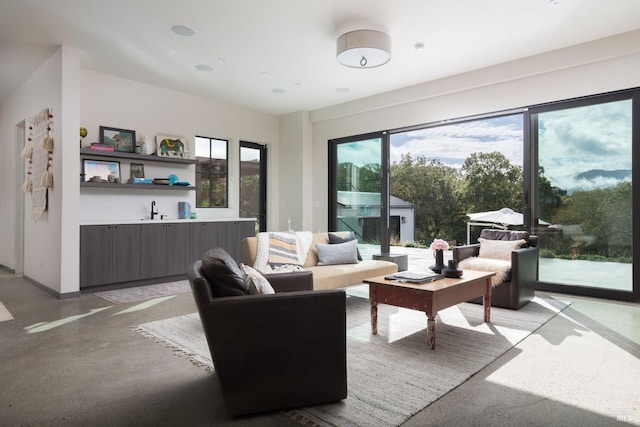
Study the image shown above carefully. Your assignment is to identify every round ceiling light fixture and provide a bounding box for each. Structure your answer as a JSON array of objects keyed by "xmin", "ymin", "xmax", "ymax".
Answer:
[{"xmin": 336, "ymin": 30, "xmax": 391, "ymax": 68}]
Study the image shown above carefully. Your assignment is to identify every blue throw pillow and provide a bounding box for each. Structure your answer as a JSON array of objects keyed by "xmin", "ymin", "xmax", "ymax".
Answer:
[{"xmin": 329, "ymin": 232, "xmax": 363, "ymax": 261}]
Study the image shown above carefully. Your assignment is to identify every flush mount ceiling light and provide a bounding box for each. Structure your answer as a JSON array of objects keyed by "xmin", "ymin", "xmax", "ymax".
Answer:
[{"xmin": 336, "ymin": 30, "xmax": 391, "ymax": 68}]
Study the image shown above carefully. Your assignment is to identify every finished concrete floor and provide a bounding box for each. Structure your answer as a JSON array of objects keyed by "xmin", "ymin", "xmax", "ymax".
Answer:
[{"xmin": 0, "ymin": 272, "xmax": 639, "ymax": 426}]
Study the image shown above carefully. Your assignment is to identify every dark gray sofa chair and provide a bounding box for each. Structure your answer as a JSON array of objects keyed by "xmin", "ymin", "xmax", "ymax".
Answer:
[
  {"xmin": 453, "ymin": 229, "xmax": 539, "ymax": 310},
  {"xmin": 187, "ymin": 248, "xmax": 347, "ymax": 417}
]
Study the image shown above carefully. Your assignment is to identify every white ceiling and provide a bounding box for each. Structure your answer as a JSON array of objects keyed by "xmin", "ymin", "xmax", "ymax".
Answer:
[{"xmin": 2, "ymin": 0, "xmax": 640, "ymax": 115}]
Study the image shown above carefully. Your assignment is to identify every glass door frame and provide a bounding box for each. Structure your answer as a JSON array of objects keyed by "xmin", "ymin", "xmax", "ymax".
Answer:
[
  {"xmin": 525, "ymin": 88, "xmax": 639, "ymax": 301},
  {"xmin": 329, "ymin": 131, "xmax": 391, "ymax": 253},
  {"xmin": 240, "ymin": 141, "xmax": 267, "ymax": 233}
]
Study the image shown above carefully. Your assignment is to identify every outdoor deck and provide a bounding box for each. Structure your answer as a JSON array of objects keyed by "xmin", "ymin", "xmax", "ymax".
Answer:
[{"xmin": 359, "ymin": 244, "xmax": 632, "ymax": 292}]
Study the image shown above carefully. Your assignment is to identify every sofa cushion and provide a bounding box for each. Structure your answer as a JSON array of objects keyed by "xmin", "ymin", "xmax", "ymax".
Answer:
[
  {"xmin": 306, "ymin": 260, "xmax": 398, "ymax": 291},
  {"xmin": 201, "ymin": 248, "xmax": 250, "ymax": 297},
  {"xmin": 240, "ymin": 264, "xmax": 275, "ymax": 295},
  {"xmin": 316, "ymin": 240, "xmax": 359, "ymax": 266},
  {"xmin": 329, "ymin": 232, "xmax": 362, "ymax": 261},
  {"xmin": 478, "ymin": 238, "xmax": 526, "ymax": 261}
]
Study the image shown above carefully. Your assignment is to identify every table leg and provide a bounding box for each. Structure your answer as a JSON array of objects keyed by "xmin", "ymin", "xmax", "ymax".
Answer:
[
  {"xmin": 427, "ymin": 313, "xmax": 436, "ymax": 350},
  {"xmin": 483, "ymin": 277, "xmax": 492, "ymax": 323},
  {"xmin": 369, "ymin": 284, "xmax": 378, "ymax": 335}
]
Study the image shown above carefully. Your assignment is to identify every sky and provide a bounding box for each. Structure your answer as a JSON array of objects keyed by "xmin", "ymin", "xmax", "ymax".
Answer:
[{"xmin": 340, "ymin": 99, "xmax": 632, "ymax": 195}]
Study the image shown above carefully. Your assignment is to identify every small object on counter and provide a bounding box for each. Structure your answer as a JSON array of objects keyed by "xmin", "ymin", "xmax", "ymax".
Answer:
[
  {"xmin": 178, "ymin": 202, "xmax": 191, "ymax": 219},
  {"xmin": 190, "ymin": 211, "xmax": 197, "ymax": 219}
]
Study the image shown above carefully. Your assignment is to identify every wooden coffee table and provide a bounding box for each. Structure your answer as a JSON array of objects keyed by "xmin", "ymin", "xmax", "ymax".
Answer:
[{"xmin": 365, "ymin": 270, "xmax": 495, "ymax": 350}]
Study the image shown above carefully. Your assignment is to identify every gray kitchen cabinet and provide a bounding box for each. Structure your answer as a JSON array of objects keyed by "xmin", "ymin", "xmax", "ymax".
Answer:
[
  {"xmin": 140, "ymin": 223, "xmax": 167, "ymax": 279},
  {"xmin": 80, "ymin": 225, "xmax": 114, "ymax": 287},
  {"xmin": 80, "ymin": 220, "xmax": 253, "ymax": 289},
  {"xmin": 140, "ymin": 223, "xmax": 190, "ymax": 279},
  {"xmin": 112, "ymin": 224, "xmax": 141, "ymax": 283},
  {"xmin": 165, "ymin": 223, "xmax": 190, "ymax": 276},
  {"xmin": 190, "ymin": 222, "xmax": 221, "ymax": 262},
  {"xmin": 80, "ymin": 224, "xmax": 140, "ymax": 287}
]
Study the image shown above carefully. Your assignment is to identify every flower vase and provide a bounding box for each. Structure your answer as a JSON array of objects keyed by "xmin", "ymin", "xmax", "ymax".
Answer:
[{"xmin": 430, "ymin": 249, "xmax": 445, "ymax": 273}]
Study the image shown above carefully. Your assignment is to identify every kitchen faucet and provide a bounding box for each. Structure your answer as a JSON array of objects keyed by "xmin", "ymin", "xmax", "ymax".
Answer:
[{"xmin": 151, "ymin": 200, "xmax": 158, "ymax": 219}]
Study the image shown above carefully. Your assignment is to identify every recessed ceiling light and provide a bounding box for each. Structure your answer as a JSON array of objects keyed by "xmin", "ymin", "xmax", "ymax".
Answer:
[
  {"xmin": 171, "ymin": 25, "xmax": 195, "ymax": 36},
  {"xmin": 336, "ymin": 87, "xmax": 350, "ymax": 93},
  {"xmin": 195, "ymin": 64, "xmax": 213, "ymax": 72},
  {"xmin": 414, "ymin": 42, "xmax": 425, "ymax": 50},
  {"xmin": 272, "ymin": 88, "xmax": 286, "ymax": 94}
]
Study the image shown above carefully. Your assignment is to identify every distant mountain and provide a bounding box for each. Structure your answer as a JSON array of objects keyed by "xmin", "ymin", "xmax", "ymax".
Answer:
[{"xmin": 575, "ymin": 169, "xmax": 631, "ymax": 181}]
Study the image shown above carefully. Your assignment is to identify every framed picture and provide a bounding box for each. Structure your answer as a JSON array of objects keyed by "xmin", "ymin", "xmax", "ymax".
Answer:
[
  {"xmin": 156, "ymin": 134, "xmax": 187, "ymax": 158},
  {"xmin": 130, "ymin": 163, "xmax": 145, "ymax": 179},
  {"xmin": 100, "ymin": 126, "xmax": 136, "ymax": 153},
  {"xmin": 83, "ymin": 159, "xmax": 121, "ymax": 183}
]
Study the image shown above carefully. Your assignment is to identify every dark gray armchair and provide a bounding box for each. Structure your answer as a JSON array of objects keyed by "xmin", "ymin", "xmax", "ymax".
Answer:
[
  {"xmin": 187, "ymin": 248, "xmax": 347, "ymax": 417},
  {"xmin": 453, "ymin": 229, "xmax": 539, "ymax": 310}
]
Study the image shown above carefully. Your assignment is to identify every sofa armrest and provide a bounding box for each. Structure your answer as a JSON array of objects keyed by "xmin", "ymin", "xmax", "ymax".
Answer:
[
  {"xmin": 197, "ymin": 290, "xmax": 347, "ymax": 416},
  {"xmin": 453, "ymin": 243, "xmax": 480, "ymax": 262},
  {"xmin": 511, "ymin": 246, "xmax": 539, "ymax": 287},
  {"xmin": 266, "ymin": 271, "xmax": 313, "ymax": 292}
]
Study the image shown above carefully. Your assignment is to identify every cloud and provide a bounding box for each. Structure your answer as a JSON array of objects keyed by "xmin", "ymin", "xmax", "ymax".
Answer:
[{"xmin": 390, "ymin": 114, "xmax": 523, "ymax": 167}]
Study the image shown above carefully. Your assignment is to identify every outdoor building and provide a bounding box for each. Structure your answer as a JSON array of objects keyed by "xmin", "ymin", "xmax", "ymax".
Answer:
[{"xmin": 337, "ymin": 191, "xmax": 415, "ymax": 243}]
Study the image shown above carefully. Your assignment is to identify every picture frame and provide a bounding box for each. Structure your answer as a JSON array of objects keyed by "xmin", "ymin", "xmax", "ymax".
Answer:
[
  {"xmin": 83, "ymin": 159, "xmax": 121, "ymax": 183},
  {"xmin": 130, "ymin": 163, "xmax": 145, "ymax": 179},
  {"xmin": 156, "ymin": 134, "xmax": 187, "ymax": 158},
  {"xmin": 100, "ymin": 126, "xmax": 136, "ymax": 153}
]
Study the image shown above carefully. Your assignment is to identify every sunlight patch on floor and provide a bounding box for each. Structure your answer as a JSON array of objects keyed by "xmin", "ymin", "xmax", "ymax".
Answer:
[{"xmin": 24, "ymin": 307, "xmax": 111, "ymax": 333}]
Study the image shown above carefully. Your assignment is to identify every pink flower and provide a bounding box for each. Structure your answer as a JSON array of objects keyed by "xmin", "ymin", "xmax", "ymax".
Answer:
[{"xmin": 429, "ymin": 238, "xmax": 450, "ymax": 251}]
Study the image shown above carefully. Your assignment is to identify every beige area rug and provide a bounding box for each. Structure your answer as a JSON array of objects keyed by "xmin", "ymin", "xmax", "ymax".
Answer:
[
  {"xmin": 94, "ymin": 280, "xmax": 191, "ymax": 304},
  {"xmin": 134, "ymin": 288, "xmax": 569, "ymax": 426},
  {"xmin": 0, "ymin": 300, "xmax": 14, "ymax": 322}
]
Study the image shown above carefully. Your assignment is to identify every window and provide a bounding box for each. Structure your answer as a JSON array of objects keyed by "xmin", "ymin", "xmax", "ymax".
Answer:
[{"xmin": 195, "ymin": 136, "xmax": 228, "ymax": 208}]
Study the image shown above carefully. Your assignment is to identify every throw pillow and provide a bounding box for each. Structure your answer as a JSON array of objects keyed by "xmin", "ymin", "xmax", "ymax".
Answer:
[
  {"xmin": 316, "ymin": 239, "xmax": 359, "ymax": 265},
  {"xmin": 478, "ymin": 238, "xmax": 526, "ymax": 261},
  {"xmin": 240, "ymin": 264, "xmax": 275, "ymax": 295},
  {"xmin": 201, "ymin": 248, "xmax": 250, "ymax": 297},
  {"xmin": 329, "ymin": 232, "xmax": 363, "ymax": 261},
  {"xmin": 267, "ymin": 232, "xmax": 302, "ymax": 267}
]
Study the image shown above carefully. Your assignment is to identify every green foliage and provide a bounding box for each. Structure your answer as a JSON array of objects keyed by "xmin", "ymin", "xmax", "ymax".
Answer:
[
  {"xmin": 391, "ymin": 154, "xmax": 466, "ymax": 244},
  {"xmin": 461, "ymin": 151, "xmax": 523, "ymax": 212}
]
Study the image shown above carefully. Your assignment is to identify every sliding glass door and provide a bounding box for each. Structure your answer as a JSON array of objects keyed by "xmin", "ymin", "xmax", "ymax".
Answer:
[
  {"xmin": 530, "ymin": 93, "xmax": 635, "ymax": 296},
  {"xmin": 329, "ymin": 133, "xmax": 386, "ymax": 257}
]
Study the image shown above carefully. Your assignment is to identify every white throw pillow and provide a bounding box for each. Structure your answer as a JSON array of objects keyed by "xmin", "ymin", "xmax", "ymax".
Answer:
[
  {"xmin": 240, "ymin": 263, "xmax": 275, "ymax": 295},
  {"xmin": 478, "ymin": 238, "xmax": 526, "ymax": 261},
  {"xmin": 316, "ymin": 239, "xmax": 359, "ymax": 265}
]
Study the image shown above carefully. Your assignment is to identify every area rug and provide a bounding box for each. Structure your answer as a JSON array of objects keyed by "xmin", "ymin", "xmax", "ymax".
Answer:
[
  {"xmin": 94, "ymin": 280, "xmax": 191, "ymax": 304},
  {"xmin": 0, "ymin": 300, "xmax": 13, "ymax": 322},
  {"xmin": 134, "ymin": 289, "xmax": 569, "ymax": 426}
]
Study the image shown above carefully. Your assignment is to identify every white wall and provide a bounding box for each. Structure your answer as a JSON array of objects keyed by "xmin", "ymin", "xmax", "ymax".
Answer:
[
  {"xmin": 0, "ymin": 47, "xmax": 77, "ymax": 292},
  {"xmin": 80, "ymin": 70, "xmax": 280, "ymax": 225},
  {"xmin": 306, "ymin": 30, "xmax": 640, "ymax": 233}
]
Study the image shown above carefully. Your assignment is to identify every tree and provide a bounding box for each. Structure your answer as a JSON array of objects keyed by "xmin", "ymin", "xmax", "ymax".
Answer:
[
  {"xmin": 461, "ymin": 151, "xmax": 523, "ymax": 213},
  {"xmin": 391, "ymin": 154, "xmax": 466, "ymax": 243}
]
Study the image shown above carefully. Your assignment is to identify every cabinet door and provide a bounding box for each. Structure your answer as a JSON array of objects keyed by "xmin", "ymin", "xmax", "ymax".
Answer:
[
  {"xmin": 190, "ymin": 222, "xmax": 220, "ymax": 261},
  {"xmin": 112, "ymin": 224, "xmax": 141, "ymax": 283},
  {"xmin": 166, "ymin": 223, "xmax": 190, "ymax": 276},
  {"xmin": 80, "ymin": 225, "xmax": 113, "ymax": 288},
  {"xmin": 140, "ymin": 224, "xmax": 167, "ymax": 279}
]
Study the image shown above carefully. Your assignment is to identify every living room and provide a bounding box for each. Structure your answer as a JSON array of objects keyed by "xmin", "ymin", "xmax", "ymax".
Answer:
[{"xmin": 1, "ymin": 1, "xmax": 639, "ymax": 425}]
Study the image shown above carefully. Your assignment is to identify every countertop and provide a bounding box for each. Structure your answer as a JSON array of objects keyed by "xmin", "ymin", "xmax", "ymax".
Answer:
[{"xmin": 80, "ymin": 217, "xmax": 255, "ymax": 226}]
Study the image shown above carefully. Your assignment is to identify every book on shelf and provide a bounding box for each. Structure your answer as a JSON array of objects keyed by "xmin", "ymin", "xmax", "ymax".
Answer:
[{"xmin": 90, "ymin": 144, "xmax": 114, "ymax": 152}]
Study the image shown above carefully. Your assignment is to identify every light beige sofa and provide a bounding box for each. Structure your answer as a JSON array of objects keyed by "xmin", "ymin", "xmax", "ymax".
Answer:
[{"xmin": 242, "ymin": 232, "xmax": 398, "ymax": 291}]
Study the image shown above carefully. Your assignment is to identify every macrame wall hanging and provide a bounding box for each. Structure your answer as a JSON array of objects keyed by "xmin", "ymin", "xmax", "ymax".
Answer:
[{"xmin": 22, "ymin": 108, "xmax": 54, "ymax": 221}]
